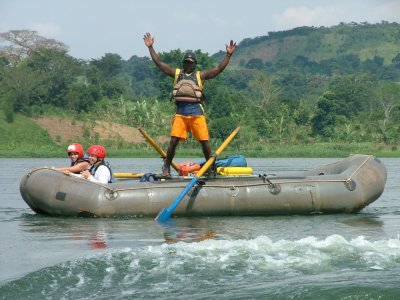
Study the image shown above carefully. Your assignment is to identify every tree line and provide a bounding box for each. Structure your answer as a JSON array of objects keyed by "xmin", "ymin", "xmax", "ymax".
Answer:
[{"xmin": 1, "ymin": 24, "xmax": 400, "ymax": 149}]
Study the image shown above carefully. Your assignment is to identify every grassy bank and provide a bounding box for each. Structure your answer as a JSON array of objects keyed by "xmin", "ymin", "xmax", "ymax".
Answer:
[{"xmin": 1, "ymin": 111, "xmax": 399, "ymax": 158}]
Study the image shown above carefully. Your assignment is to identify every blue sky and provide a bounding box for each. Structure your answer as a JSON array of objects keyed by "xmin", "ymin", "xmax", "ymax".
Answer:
[{"xmin": 1, "ymin": 0, "xmax": 399, "ymax": 60}]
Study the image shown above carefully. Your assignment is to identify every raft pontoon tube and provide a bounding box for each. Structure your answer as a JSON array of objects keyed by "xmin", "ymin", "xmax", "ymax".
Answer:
[{"xmin": 20, "ymin": 155, "xmax": 387, "ymax": 217}]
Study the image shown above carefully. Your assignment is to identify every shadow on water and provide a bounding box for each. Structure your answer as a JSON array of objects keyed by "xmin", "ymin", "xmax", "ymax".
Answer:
[
  {"xmin": 18, "ymin": 213, "xmax": 112, "ymax": 249},
  {"xmin": 340, "ymin": 215, "xmax": 384, "ymax": 228},
  {"xmin": 17, "ymin": 212, "xmax": 220, "ymax": 250},
  {"xmin": 159, "ymin": 218, "xmax": 217, "ymax": 244}
]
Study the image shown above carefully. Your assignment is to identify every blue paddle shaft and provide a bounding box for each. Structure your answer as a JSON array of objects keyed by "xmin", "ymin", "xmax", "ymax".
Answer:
[
  {"xmin": 156, "ymin": 176, "xmax": 198, "ymax": 222},
  {"xmin": 155, "ymin": 126, "xmax": 240, "ymax": 222}
]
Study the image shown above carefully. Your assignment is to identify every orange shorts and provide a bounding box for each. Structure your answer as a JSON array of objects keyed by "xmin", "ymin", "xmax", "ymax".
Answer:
[{"xmin": 171, "ymin": 114, "xmax": 209, "ymax": 141}]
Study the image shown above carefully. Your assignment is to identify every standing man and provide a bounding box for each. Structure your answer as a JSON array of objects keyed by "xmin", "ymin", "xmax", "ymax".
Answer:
[{"xmin": 143, "ymin": 32, "xmax": 236, "ymax": 176}]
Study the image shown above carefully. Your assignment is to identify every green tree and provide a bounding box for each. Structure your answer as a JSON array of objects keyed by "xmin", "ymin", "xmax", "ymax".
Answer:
[
  {"xmin": 125, "ymin": 55, "xmax": 152, "ymax": 80},
  {"xmin": 293, "ymin": 100, "xmax": 311, "ymax": 126},
  {"xmin": 0, "ymin": 63, "xmax": 48, "ymax": 115},
  {"xmin": 90, "ymin": 53, "xmax": 123, "ymax": 79},
  {"xmin": 274, "ymin": 70, "xmax": 308, "ymax": 108},
  {"xmin": 245, "ymin": 58, "xmax": 264, "ymax": 70},
  {"xmin": 374, "ymin": 82, "xmax": 400, "ymax": 144},
  {"xmin": 329, "ymin": 73, "xmax": 375, "ymax": 117},
  {"xmin": 209, "ymin": 116, "xmax": 238, "ymax": 140},
  {"xmin": 26, "ymin": 48, "xmax": 82, "ymax": 107},
  {"xmin": 124, "ymin": 55, "xmax": 157, "ymax": 97},
  {"xmin": 392, "ymin": 52, "xmax": 400, "ymax": 68},
  {"xmin": 249, "ymin": 72, "xmax": 281, "ymax": 111},
  {"xmin": 311, "ymin": 91, "xmax": 339, "ymax": 138}
]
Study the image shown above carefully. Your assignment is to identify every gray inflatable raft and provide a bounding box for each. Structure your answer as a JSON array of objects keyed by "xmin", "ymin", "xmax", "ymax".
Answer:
[{"xmin": 20, "ymin": 155, "xmax": 387, "ymax": 218}]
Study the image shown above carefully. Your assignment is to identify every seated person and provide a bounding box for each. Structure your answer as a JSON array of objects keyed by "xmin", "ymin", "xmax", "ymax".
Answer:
[
  {"xmin": 54, "ymin": 143, "xmax": 90, "ymax": 174},
  {"xmin": 81, "ymin": 145, "xmax": 112, "ymax": 184}
]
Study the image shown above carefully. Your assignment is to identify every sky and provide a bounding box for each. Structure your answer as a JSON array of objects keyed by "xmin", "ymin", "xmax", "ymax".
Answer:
[{"xmin": 1, "ymin": 0, "xmax": 399, "ymax": 60}]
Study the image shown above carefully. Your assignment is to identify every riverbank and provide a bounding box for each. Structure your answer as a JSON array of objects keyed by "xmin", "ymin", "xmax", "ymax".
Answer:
[
  {"xmin": 2, "ymin": 112, "xmax": 399, "ymax": 158},
  {"xmin": 1, "ymin": 142, "xmax": 399, "ymax": 158}
]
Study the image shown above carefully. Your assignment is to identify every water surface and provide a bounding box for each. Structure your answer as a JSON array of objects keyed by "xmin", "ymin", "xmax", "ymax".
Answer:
[{"xmin": 1, "ymin": 157, "xmax": 399, "ymax": 299}]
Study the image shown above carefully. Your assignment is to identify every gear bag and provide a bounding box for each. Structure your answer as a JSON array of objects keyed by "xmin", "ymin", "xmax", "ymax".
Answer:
[{"xmin": 198, "ymin": 155, "xmax": 247, "ymax": 168}]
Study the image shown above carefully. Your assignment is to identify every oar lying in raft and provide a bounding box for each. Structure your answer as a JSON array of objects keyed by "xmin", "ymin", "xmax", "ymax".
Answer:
[
  {"xmin": 114, "ymin": 172, "xmax": 145, "ymax": 179},
  {"xmin": 114, "ymin": 166, "xmax": 254, "ymax": 179},
  {"xmin": 155, "ymin": 126, "xmax": 240, "ymax": 223}
]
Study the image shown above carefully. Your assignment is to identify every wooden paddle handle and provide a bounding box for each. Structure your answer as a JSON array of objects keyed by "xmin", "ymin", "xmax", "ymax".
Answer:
[
  {"xmin": 195, "ymin": 126, "xmax": 240, "ymax": 178},
  {"xmin": 138, "ymin": 128, "xmax": 179, "ymax": 172}
]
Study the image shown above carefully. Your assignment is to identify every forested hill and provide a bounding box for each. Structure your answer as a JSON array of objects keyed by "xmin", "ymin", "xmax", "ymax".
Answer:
[
  {"xmin": 1, "ymin": 22, "xmax": 400, "ymax": 156},
  {"xmin": 215, "ymin": 21, "xmax": 400, "ymax": 68}
]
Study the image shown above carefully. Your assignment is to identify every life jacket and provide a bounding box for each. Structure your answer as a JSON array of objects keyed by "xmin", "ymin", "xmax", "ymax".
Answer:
[
  {"xmin": 89, "ymin": 160, "xmax": 113, "ymax": 183},
  {"xmin": 70, "ymin": 157, "xmax": 90, "ymax": 174},
  {"xmin": 172, "ymin": 68, "xmax": 204, "ymax": 103},
  {"xmin": 70, "ymin": 157, "xmax": 89, "ymax": 167},
  {"xmin": 177, "ymin": 161, "xmax": 201, "ymax": 176}
]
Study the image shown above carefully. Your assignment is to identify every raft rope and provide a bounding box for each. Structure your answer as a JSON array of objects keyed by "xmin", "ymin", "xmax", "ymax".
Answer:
[
  {"xmin": 103, "ymin": 155, "xmax": 374, "ymax": 192},
  {"xmin": 28, "ymin": 156, "xmax": 373, "ymax": 193},
  {"xmin": 264, "ymin": 155, "xmax": 373, "ymax": 186}
]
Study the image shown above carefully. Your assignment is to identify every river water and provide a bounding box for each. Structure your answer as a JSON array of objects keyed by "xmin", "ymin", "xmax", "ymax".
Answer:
[{"xmin": 0, "ymin": 157, "xmax": 399, "ymax": 299}]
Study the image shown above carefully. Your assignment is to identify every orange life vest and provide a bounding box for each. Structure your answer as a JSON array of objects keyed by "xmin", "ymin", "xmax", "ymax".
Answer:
[{"xmin": 177, "ymin": 161, "xmax": 201, "ymax": 176}]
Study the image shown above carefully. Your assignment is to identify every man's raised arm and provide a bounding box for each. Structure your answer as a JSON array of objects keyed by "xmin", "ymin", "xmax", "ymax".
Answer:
[{"xmin": 143, "ymin": 32, "xmax": 175, "ymax": 76}]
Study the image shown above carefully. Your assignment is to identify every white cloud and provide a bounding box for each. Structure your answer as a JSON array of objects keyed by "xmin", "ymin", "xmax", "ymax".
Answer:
[
  {"xmin": 30, "ymin": 22, "xmax": 60, "ymax": 37},
  {"xmin": 270, "ymin": 2, "xmax": 400, "ymax": 31},
  {"xmin": 272, "ymin": 6, "xmax": 337, "ymax": 29},
  {"xmin": 371, "ymin": 1, "xmax": 400, "ymax": 22}
]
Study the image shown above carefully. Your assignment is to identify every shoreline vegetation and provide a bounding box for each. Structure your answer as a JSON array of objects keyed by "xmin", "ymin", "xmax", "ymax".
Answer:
[
  {"xmin": 1, "ymin": 143, "xmax": 399, "ymax": 158},
  {"xmin": 1, "ymin": 111, "xmax": 399, "ymax": 159},
  {"xmin": 1, "ymin": 110, "xmax": 399, "ymax": 159},
  {"xmin": 0, "ymin": 110, "xmax": 400, "ymax": 158}
]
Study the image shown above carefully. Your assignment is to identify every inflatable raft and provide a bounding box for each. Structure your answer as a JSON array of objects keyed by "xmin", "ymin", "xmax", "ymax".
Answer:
[{"xmin": 20, "ymin": 155, "xmax": 387, "ymax": 218}]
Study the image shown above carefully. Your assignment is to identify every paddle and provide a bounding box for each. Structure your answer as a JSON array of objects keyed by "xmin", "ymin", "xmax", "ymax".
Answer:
[
  {"xmin": 155, "ymin": 126, "xmax": 240, "ymax": 222},
  {"xmin": 114, "ymin": 172, "xmax": 145, "ymax": 179},
  {"xmin": 138, "ymin": 128, "xmax": 179, "ymax": 173}
]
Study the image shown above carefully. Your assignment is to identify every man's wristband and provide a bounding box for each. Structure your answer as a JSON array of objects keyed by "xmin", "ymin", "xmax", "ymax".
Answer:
[{"xmin": 226, "ymin": 53, "xmax": 232, "ymax": 57}]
